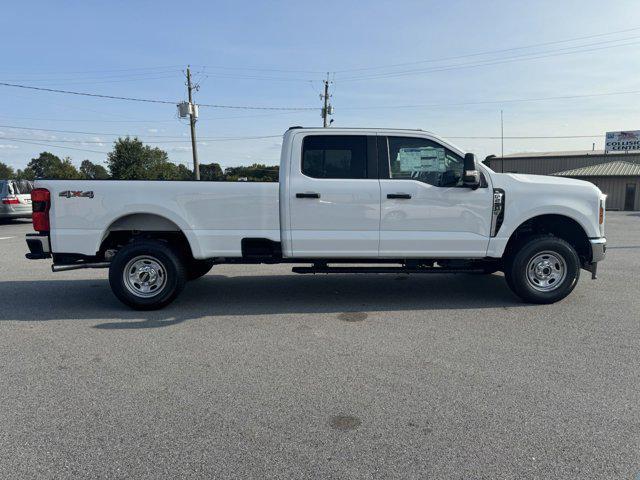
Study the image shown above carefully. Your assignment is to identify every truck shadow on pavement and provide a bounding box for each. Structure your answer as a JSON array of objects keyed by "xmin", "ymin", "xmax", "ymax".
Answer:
[{"xmin": 0, "ymin": 273, "xmax": 533, "ymax": 329}]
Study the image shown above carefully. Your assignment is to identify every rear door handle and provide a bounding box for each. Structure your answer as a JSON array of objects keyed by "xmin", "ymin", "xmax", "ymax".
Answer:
[
  {"xmin": 296, "ymin": 192, "xmax": 320, "ymax": 199},
  {"xmin": 387, "ymin": 193, "xmax": 412, "ymax": 199}
]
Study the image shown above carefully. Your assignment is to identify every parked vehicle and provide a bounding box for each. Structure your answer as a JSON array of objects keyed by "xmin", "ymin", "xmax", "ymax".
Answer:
[
  {"xmin": 25, "ymin": 127, "xmax": 607, "ymax": 309},
  {"xmin": 1, "ymin": 179, "xmax": 33, "ymax": 220}
]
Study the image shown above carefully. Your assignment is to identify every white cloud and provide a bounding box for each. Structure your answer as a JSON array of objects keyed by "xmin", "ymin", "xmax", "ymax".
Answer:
[
  {"xmin": 171, "ymin": 146, "xmax": 191, "ymax": 152},
  {"xmin": 147, "ymin": 128, "xmax": 159, "ymax": 133},
  {"xmin": 0, "ymin": 144, "xmax": 18, "ymax": 149}
]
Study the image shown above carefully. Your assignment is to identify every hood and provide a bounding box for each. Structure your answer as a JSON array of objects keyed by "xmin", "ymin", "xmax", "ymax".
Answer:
[
  {"xmin": 492, "ymin": 172, "xmax": 603, "ymax": 196},
  {"xmin": 505, "ymin": 173, "xmax": 593, "ymax": 187}
]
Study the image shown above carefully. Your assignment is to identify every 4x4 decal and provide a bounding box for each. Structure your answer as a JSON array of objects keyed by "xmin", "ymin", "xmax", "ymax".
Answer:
[{"xmin": 59, "ymin": 190, "xmax": 94, "ymax": 199}]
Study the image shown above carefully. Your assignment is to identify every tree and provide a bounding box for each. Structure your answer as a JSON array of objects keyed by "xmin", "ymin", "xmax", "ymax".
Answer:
[
  {"xmin": 80, "ymin": 159, "xmax": 110, "ymax": 180},
  {"xmin": 21, "ymin": 152, "xmax": 80, "ymax": 180},
  {"xmin": 0, "ymin": 161, "xmax": 14, "ymax": 179},
  {"xmin": 176, "ymin": 164, "xmax": 194, "ymax": 180},
  {"xmin": 107, "ymin": 137, "xmax": 174, "ymax": 180},
  {"xmin": 200, "ymin": 162, "xmax": 223, "ymax": 181},
  {"xmin": 223, "ymin": 163, "xmax": 279, "ymax": 182},
  {"xmin": 148, "ymin": 161, "xmax": 192, "ymax": 181}
]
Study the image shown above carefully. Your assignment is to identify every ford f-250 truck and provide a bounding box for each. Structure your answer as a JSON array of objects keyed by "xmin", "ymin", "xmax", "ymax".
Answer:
[{"xmin": 25, "ymin": 127, "xmax": 607, "ymax": 310}]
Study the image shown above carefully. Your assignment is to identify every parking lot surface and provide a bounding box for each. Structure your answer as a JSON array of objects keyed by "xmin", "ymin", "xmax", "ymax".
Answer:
[{"xmin": 0, "ymin": 213, "xmax": 638, "ymax": 479}]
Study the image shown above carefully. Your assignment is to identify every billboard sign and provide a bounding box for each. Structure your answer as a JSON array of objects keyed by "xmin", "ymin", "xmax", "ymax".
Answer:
[{"xmin": 605, "ymin": 131, "xmax": 640, "ymax": 152}]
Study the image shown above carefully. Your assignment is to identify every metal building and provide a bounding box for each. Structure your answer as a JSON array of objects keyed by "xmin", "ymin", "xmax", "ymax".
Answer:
[{"xmin": 485, "ymin": 150, "xmax": 640, "ymax": 210}]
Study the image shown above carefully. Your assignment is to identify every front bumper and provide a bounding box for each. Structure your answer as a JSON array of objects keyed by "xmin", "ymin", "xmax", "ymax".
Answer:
[
  {"xmin": 587, "ymin": 237, "xmax": 606, "ymax": 279},
  {"xmin": 25, "ymin": 233, "xmax": 51, "ymax": 260},
  {"xmin": 590, "ymin": 237, "xmax": 606, "ymax": 263}
]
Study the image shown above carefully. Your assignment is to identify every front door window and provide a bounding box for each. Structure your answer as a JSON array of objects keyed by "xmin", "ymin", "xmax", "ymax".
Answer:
[{"xmin": 388, "ymin": 137, "xmax": 464, "ymax": 187}]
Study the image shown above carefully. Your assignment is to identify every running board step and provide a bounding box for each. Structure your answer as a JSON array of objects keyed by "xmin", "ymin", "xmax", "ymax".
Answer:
[{"xmin": 291, "ymin": 266, "xmax": 484, "ymax": 274}]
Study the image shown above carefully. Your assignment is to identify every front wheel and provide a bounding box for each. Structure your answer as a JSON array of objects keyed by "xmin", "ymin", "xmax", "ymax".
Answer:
[
  {"xmin": 504, "ymin": 235, "xmax": 580, "ymax": 304},
  {"xmin": 108, "ymin": 240, "xmax": 187, "ymax": 310},
  {"xmin": 186, "ymin": 258, "xmax": 215, "ymax": 281}
]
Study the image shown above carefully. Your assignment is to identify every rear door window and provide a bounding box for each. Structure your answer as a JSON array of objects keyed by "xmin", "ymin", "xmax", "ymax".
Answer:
[{"xmin": 302, "ymin": 135, "xmax": 368, "ymax": 179}]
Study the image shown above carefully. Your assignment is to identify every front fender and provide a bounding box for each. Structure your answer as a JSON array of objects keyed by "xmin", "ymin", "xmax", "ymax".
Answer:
[{"xmin": 487, "ymin": 205, "xmax": 597, "ymax": 258}]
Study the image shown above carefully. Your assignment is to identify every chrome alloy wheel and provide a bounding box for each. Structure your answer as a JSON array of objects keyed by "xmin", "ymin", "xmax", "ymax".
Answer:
[
  {"xmin": 123, "ymin": 256, "xmax": 167, "ymax": 298},
  {"xmin": 526, "ymin": 251, "xmax": 567, "ymax": 292}
]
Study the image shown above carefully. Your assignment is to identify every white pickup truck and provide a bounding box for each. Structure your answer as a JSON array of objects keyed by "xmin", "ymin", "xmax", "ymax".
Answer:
[{"xmin": 25, "ymin": 127, "xmax": 607, "ymax": 309}]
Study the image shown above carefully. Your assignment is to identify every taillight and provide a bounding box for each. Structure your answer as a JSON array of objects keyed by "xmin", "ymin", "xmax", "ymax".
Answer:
[
  {"xmin": 1, "ymin": 196, "xmax": 19, "ymax": 204},
  {"xmin": 31, "ymin": 188, "xmax": 50, "ymax": 233}
]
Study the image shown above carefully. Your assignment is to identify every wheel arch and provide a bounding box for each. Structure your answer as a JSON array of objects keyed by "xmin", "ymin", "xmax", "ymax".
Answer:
[
  {"xmin": 503, "ymin": 214, "xmax": 592, "ymax": 265},
  {"xmin": 99, "ymin": 212, "xmax": 199, "ymax": 260}
]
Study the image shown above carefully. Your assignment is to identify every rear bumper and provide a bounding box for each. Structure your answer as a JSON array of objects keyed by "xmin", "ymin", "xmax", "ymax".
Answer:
[
  {"xmin": 0, "ymin": 210, "xmax": 31, "ymax": 219},
  {"xmin": 25, "ymin": 233, "xmax": 51, "ymax": 260},
  {"xmin": 590, "ymin": 237, "xmax": 606, "ymax": 263}
]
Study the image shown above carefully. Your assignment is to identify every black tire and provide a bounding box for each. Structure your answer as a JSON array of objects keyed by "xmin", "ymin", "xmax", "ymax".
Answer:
[
  {"xmin": 186, "ymin": 258, "xmax": 215, "ymax": 281},
  {"xmin": 108, "ymin": 240, "xmax": 187, "ymax": 310},
  {"xmin": 504, "ymin": 235, "xmax": 580, "ymax": 304}
]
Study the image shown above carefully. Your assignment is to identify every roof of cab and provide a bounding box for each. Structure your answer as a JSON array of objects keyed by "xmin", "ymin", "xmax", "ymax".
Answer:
[{"xmin": 284, "ymin": 126, "xmax": 465, "ymax": 155}]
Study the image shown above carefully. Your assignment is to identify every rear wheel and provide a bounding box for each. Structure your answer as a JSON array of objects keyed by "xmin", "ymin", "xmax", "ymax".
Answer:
[
  {"xmin": 109, "ymin": 240, "xmax": 186, "ymax": 310},
  {"xmin": 186, "ymin": 258, "xmax": 215, "ymax": 280},
  {"xmin": 504, "ymin": 235, "xmax": 580, "ymax": 304}
]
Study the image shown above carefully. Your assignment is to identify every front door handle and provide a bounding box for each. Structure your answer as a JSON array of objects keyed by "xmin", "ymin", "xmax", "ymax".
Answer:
[
  {"xmin": 296, "ymin": 192, "xmax": 320, "ymax": 199},
  {"xmin": 387, "ymin": 193, "xmax": 412, "ymax": 199}
]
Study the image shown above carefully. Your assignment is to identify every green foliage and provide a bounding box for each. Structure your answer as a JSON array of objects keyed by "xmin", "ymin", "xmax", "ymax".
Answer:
[
  {"xmin": 200, "ymin": 162, "xmax": 224, "ymax": 181},
  {"xmin": 80, "ymin": 159, "xmax": 110, "ymax": 180},
  {"xmin": 0, "ymin": 161, "xmax": 15, "ymax": 179},
  {"xmin": 21, "ymin": 152, "xmax": 80, "ymax": 180},
  {"xmin": 148, "ymin": 161, "xmax": 193, "ymax": 181},
  {"xmin": 223, "ymin": 163, "xmax": 279, "ymax": 182},
  {"xmin": 107, "ymin": 137, "xmax": 176, "ymax": 180},
  {"xmin": 9, "ymin": 141, "xmax": 279, "ymax": 183}
]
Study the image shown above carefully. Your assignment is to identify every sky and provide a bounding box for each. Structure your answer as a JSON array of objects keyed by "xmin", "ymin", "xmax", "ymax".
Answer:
[{"xmin": 1, "ymin": 0, "xmax": 640, "ymax": 171}]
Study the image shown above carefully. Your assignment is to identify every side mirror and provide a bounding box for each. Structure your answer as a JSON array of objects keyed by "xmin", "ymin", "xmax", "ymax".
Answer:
[{"xmin": 463, "ymin": 153, "xmax": 480, "ymax": 189}]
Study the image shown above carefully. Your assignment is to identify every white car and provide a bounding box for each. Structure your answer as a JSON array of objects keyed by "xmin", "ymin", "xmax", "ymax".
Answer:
[{"xmin": 25, "ymin": 127, "xmax": 606, "ymax": 309}]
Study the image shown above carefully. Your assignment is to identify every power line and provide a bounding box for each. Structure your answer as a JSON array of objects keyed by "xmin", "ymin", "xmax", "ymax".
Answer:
[
  {"xmin": 197, "ymin": 101, "xmax": 316, "ymax": 111},
  {"xmin": 446, "ymin": 135, "xmax": 603, "ymax": 139},
  {"xmin": 3, "ymin": 138, "xmax": 108, "ymax": 154},
  {"xmin": 0, "ymin": 123, "xmax": 284, "ymax": 140},
  {"xmin": 0, "ymin": 124, "xmax": 182, "ymax": 137},
  {"xmin": 195, "ymin": 64, "xmax": 324, "ymax": 74},
  {"xmin": 2, "ymin": 132, "xmax": 608, "ymax": 144},
  {"xmin": 184, "ymin": 72, "xmax": 315, "ymax": 83},
  {"xmin": 0, "ymin": 137, "xmax": 277, "ymax": 144},
  {"xmin": 339, "ymin": 88, "xmax": 640, "ymax": 110},
  {"xmin": 1, "ymin": 69, "xmax": 183, "ymax": 84},
  {"xmin": 0, "ymin": 65, "xmax": 185, "ymax": 76},
  {"xmin": 338, "ymin": 36, "xmax": 640, "ymax": 81},
  {"xmin": 334, "ymin": 25, "xmax": 640, "ymax": 74},
  {"xmin": 0, "ymin": 81, "xmax": 318, "ymax": 110},
  {"xmin": 0, "ymin": 82, "xmax": 175, "ymax": 104},
  {"xmin": 4, "ymin": 74, "xmax": 182, "ymax": 88},
  {"xmin": 0, "ymin": 109, "xmax": 307, "ymax": 123},
  {"xmin": 0, "ymin": 114, "xmax": 178, "ymax": 123}
]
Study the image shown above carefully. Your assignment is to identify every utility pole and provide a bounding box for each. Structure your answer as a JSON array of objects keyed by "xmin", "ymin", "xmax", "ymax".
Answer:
[
  {"xmin": 186, "ymin": 66, "xmax": 200, "ymax": 180},
  {"xmin": 500, "ymin": 109, "xmax": 504, "ymax": 173},
  {"xmin": 321, "ymin": 73, "xmax": 333, "ymax": 127}
]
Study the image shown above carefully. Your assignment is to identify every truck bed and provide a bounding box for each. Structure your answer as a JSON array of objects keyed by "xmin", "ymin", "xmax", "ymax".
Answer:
[{"xmin": 37, "ymin": 180, "xmax": 280, "ymax": 258}]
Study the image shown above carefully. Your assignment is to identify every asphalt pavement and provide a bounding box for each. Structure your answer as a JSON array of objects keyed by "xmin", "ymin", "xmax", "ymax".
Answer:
[{"xmin": 0, "ymin": 214, "xmax": 638, "ymax": 479}]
